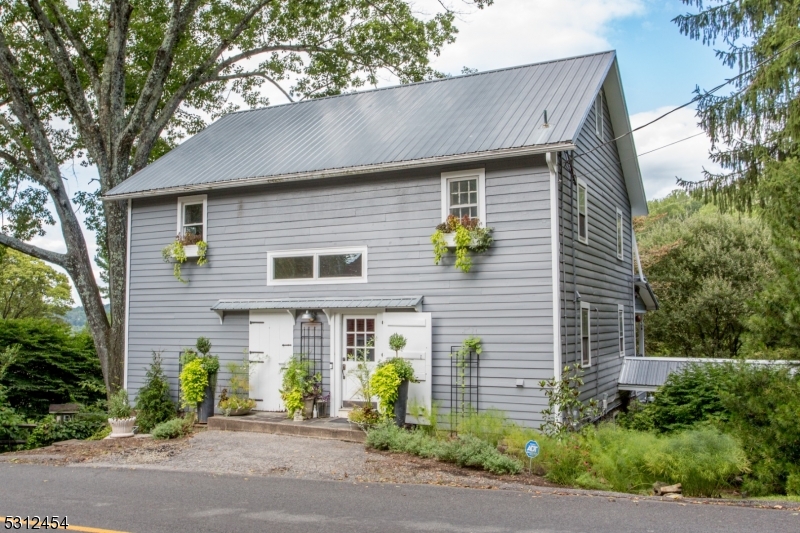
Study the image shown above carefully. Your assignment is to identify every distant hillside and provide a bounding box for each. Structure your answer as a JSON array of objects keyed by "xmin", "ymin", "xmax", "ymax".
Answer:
[{"xmin": 64, "ymin": 304, "xmax": 111, "ymax": 330}]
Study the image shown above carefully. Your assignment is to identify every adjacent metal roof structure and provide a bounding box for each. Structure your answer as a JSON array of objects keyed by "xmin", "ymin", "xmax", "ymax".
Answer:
[
  {"xmin": 106, "ymin": 51, "xmax": 647, "ymax": 214},
  {"xmin": 211, "ymin": 296, "xmax": 423, "ymax": 322},
  {"xmin": 634, "ymin": 275, "xmax": 659, "ymax": 312},
  {"xmin": 618, "ymin": 356, "xmax": 797, "ymax": 391}
]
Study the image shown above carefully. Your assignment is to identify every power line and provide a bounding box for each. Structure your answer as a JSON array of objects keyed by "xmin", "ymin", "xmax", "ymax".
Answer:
[
  {"xmin": 637, "ymin": 132, "xmax": 705, "ymax": 157},
  {"xmin": 574, "ymin": 38, "xmax": 800, "ymax": 160}
]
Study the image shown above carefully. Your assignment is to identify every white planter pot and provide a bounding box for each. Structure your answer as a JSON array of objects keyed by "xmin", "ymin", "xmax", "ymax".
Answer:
[
  {"xmin": 442, "ymin": 232, "xmax": 478, "ymax": 248},
  {"xmin": 183, "ymin": 244, "xmax": 200, "ymax": 258},
  {"xmin": 108, "ymin": 417, "xmax": 136, "ymax": 438}
]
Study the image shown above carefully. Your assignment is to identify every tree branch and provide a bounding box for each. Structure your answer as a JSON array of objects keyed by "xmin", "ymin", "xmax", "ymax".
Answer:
[
  {"xmin": 0, "ymin": 233, "xmax": 67, "ymax": 267},
  {"xmin": 208, "ymin": 71, "xmax": 295, "ymax": 102},
  {"xmin": 43, "ymin": 0, "xmax": 101, "ymax": 95},
  {"xmin": 0, "ymin": 148, "xmax": 39, "ymax": 179}
]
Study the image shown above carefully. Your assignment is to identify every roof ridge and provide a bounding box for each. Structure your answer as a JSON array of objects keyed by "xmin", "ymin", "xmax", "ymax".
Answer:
[{"xmin": 224, "ymin": 50, "xmax": 616, "ymax": 117}]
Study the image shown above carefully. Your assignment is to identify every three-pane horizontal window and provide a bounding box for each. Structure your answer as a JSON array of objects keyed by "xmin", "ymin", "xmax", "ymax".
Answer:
[{"xmin": 268, "ymin": 248, "xmax": 367, "ymax": 285}]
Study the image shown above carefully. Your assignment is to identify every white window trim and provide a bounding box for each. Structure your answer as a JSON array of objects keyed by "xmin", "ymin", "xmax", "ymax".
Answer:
[
  {"xmin": 595, "ymin": 92, "xmax": 604, "ymax": 139},
  {"xmin": 267, "ymin": 246, "xmax": 368, "ymax": 286},
  {"xmin": 580, "ymin": 301, "xmax": 591, "ymax": 368},
  {"xmin": 176, "ymin": 194, "xmax": 208, "ymax": 240},
  {"xmin": 618, "ymin": 304, "xmax": 626, "ymax": 357},
  {"xmin": 441, "ymin": 168, "xmax": 487, "ymax": 223},
  {"xmin": 577, "ymin": 178, "xmax": 588, "ymax": 245},
  {"xmin": 616, "ymin": 207, "xmax": 624, "ymax": 260}
]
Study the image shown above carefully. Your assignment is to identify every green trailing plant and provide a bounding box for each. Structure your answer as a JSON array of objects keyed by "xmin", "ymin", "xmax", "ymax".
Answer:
[
  {"xmin": 161, "ymin": 234, "xmax": 209, "ymax": 283},
  {"xmin": 450, "ymin": 336, "xmax": 482, "ymax": 418},
  {"xmin": 107, "ymin": 389, "xmax": 132, "ymax": 419},
  {"xmin": 370, "ymin": 363, "xmax": 401, "ymax": 416},
  {"xmin": 279, "ymin": 355, "xmax": 321, "ymax": 418},
  {"xmin": 389, "ymin": 358, "xmax": 415, "ymax": 382},
  {"xmin": 539, "ymin": 363, "xmax": 600, "ymax": 438},
  {"xmin": 134, "ymin": 352, "xmax": 176, "ymax": 432},
  {"xmin": 431, "ymin": 215, "xmax": 493, "ymax": 273},
  {"xmin": 179, "ymin": 359, "xmax": 207, "ymax": 409},
  {"xmin": 151, "ymin": 415, "xmax": 195, "ymax": 440}
]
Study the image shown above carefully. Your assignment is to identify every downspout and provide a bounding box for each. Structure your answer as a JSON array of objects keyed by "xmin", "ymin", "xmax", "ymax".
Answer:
[
  {"xmin": 594, "ymin": 307, "xmax": 600, "ymax": 400},
  {"xmin": 559, "ymin": 152, "xmax": 567, "ymax": 372},
  {"xmin": 546, "ymin": 152, "xmax": 562, "ymax": 384},
  {"xmin": 633, "ymin": 232, "xmax": 646, "ymax": 357},
  {"xmin": 123, "ymin": 198, "xmax": 132, "ymax": 391}
]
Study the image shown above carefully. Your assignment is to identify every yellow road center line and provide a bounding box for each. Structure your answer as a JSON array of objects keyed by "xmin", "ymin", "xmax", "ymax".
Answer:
[{"xmin": 1, "ymin": 517, "xmax": 131, "ymax": 533}]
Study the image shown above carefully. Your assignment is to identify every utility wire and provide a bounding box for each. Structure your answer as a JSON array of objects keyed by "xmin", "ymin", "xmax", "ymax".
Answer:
[
  {"xmin": 637, "ymin": 132, "xmax": 705, "ymax": 157},
  {"xmin": 574, "ymin": 38, "xmax": 800, "ymax": 160}
]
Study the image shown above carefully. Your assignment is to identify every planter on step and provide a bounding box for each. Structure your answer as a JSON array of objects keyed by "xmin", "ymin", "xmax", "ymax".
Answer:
[
  {"xmin": 302, "ymin": 397, "xmax": 315, "ymax": 419},
  {"xmin": 196, "ymin": 373, "xmax": 217, "ymax": 423},
  {"xmin": 393, "ymin": 380, "xmax": 410, "ymax": 427},
  {"xmin": 108, "ymin": 417, "xmax": 136, "ymax": 438}
]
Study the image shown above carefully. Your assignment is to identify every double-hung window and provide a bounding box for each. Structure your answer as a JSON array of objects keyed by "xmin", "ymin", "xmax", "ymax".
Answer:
[
  {"xmin": 581, "ymin": 301, "xmax": 591, "ymax": 367},
  {"xmin": 268, "ymin": 247, "xmax": 367, "ymax": 285},
  {"xmin": 618, "ymin": 304, "xmax": 625, "ymax": 357},
  {"xmin": 577, "ymin": 180, "xmax": 588, "ymax": 244},
  {"xmin": 177, "ymin": 195, "xmax": 207, "ymax": 242},
  {"xmin": 441, "ymin": 169, "xmax": 486, "ymax": 222},
  {"xmin": 616, "ymin": 208, "xmax": 624, "ymax": 260}
]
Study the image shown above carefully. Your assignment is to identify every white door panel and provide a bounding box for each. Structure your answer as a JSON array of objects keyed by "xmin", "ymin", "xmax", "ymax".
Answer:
[
  {"xmin": 249, "ymin": 312, "xmax": 294, "ymax": 411},
  {"xmin": 378, "ymin": 312, "xmax": 432, "ymax": 423}
]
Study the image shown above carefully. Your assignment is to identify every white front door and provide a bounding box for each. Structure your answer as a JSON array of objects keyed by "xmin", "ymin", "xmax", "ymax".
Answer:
[
  {"xmin": 377, "ymin": 312, "xmax": 432, "ymax": 423},
  {"xmin": 249, "ymin": 311, "xmax": 295, "ymax": 411},
  {"xmin": 342, "ymin": 316, "xmax": 377, "ymax": 405}
]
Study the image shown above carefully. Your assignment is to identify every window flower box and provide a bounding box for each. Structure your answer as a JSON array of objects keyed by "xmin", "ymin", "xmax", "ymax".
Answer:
[{"xmin": 183, "ymin": 244, "xmax": 200, "ymax": 258}]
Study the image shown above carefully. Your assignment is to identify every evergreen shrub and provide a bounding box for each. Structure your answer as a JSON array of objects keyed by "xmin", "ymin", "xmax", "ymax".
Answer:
[
  {"xmin": 135, "ymin": 352, "xmax": 175, "ymax": 432},
  {"xmin": 151, "ymin": 415, "xmax": 194, "ymax": 440}
]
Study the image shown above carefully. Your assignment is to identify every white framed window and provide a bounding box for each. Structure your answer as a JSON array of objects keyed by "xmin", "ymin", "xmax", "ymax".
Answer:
[
  {"xmin": 441, "ymin": 168, "xmax": 486, "ymax": 222},
  {"xmin": 577, "ymin": 179, "xmax": 588, "ymax": 244},
  {"xmin": 595, "ymin": 92, "xmax": 604, "ymax": 139},
  {"xmin": 581, "ymin": 301, "xmax": 591, "ymax": 367},
  {"xmin": 618, "ymin": 304, "xmax": 625, "ymax": 357},
  {"xmin": 177, "ymin": 195, "xmax": 207, "ymax": 241},
  {"xmin": 616, "ymin": 208, "xmax": 624, "ymax": 260},
  {"xmin": 267, "ymin": 247, "xmax": 368, "ymax": 285},
  {"xmin": 345, "ymin": 317, "xmax": 376, "ymax": 362}
]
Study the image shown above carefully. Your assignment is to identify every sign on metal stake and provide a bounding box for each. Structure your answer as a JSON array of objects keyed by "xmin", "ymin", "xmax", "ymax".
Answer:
[{"xmin": 525, "ymin": 440, "xmax": 540, "ymax": 473}]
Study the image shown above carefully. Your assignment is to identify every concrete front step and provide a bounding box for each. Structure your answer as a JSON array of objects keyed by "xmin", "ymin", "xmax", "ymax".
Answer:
[{"xmin": 207, "ymin": 415, "xmax": 365, "ymax": 443}]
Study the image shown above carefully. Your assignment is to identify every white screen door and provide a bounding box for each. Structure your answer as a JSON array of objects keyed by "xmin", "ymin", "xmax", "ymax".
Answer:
[{"xmin": 249, "ymin": 311, "xmax": 294, "ymax": 411}]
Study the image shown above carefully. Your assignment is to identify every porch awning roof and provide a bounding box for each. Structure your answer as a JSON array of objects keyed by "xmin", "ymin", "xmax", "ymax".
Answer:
[{"xmin": 211, "ymin": 296, "xmax": 423, "ymax": 315}]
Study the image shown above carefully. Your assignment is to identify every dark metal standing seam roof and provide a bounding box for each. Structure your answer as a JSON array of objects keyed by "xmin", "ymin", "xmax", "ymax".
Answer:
[{"xmin": 106, "ymin": 51, "xmax": 617, "ymax": 198}]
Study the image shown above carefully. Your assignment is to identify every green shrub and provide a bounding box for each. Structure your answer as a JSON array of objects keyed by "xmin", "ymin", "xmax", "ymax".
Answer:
[
  {"xmin": 86, "ymin": 423, "xmax": 111, "ymax": 441},
  {"xmin": 151, "ymin": 415, "xmax": 194, "ymax": 440},
  {"xmin": 370, "ymin": 363, "xmax": 401, "ymax": 415},
  {"xmin": 0, "ymin": 319, "xmax": 104, "ymax": 418},
  {"xmin": 366, "ymin": 421, "xmax": 522, "ymax": 475},
  {"xmin": 587, "ymin": 425, "xmax": 749, "ymax": 497},
  {"xmin": 107, "ymin": 388, "xmax": 132, "ymax": 419},
  {"xmin": 786, "ymin": 473, "xmax": 800, "ymax": 496},
  {"xmin": 25, "ymin": 411, "xmax": 107, "ymax": 449},
  {"xmin": 135, "ymin": 352, "xmax": 175, "ymax": 432},
  {"xmin": 179, "ymin": 359, "xmax": 207, "ymax": 408}
]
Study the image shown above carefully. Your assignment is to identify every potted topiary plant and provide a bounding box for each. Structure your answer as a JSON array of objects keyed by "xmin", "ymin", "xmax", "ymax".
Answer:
[
  {"xmin": 179, "ymin": 337, "xmax": 219, "ymax": 423},
  {"xmin": 108, "ymin": 388, "xmax": 135, "ymax": 438},
  {"xmin": 370, "ymin": 334, "xmax": 416, "ymax": 427}
]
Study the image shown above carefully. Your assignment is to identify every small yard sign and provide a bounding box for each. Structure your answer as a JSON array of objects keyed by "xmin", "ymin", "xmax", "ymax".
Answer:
[
  {"xmin": 525, "ymin": 440, "xmax": 540, "ymax": 458},
  {"xmin": 525, "ymin": 440, "xmax": 539, "ymax": 474}
]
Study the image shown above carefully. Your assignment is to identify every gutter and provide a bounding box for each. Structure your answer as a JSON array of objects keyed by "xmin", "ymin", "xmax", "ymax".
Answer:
[{"xmin": 102, "ymin": 142, "xmax": 576, "ymax": 201}]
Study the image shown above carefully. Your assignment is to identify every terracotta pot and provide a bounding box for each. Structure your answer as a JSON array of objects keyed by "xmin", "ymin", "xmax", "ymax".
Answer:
[{"xmin": 108, "ymin": 417, "xmax": 136, "ymax": 438}]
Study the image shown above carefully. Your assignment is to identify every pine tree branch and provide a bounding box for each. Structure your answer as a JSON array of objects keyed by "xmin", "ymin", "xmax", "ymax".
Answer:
[{"xmin": 0, "ymin": 233, "xmax": 67, "ymax": 267}]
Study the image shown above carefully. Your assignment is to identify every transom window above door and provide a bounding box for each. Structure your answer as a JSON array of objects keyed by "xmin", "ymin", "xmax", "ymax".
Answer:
[
  {"xmin": 441, "ymin": 168, "xmax": 486, "ymax": 222},
  {"xmin": 267, "ymin": 247, "xmax": 368, "ymax": 285},
  {"xmin": 176, "ymin": 195, "xmax": 207, "ymax": 241},
  {"xmin": 346, "ymin": 318, "xmax": 375, "ymax": 362}
]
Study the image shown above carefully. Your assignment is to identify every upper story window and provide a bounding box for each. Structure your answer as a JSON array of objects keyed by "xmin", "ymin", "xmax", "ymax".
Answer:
[
  {"xmin": 616, "ymin": 208, "xmax": 624, "ymax": 260},
  {"xmin": 577, "ymin": 180, "xmax": 588, "ymax": 244},
  {"xmin": 268, "ymin": 247, "xmax": 367, "ymax": 285},
  {"xmin": 441, "ymin": 168, "xmax": 486, "ymax": 222},
  {"xmin": 618, "ymin": 304, "xmax": 625, "ymax": 357},
  {"xmin": 581, "ymin": 301, "xmax": 591, "ymax": 367},
  {"xmin": 595, "ymin": 92, "xmax": 604, "ymax": 139},
  {"xmin": 177, "ymin": 195, "xmax": 207, "ymax": 241}
]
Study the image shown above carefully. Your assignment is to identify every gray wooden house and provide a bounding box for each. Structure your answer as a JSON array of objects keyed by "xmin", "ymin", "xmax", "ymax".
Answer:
[{"xmin": 107, "ymin": 50, "xmax": 655, "ymax": 427}]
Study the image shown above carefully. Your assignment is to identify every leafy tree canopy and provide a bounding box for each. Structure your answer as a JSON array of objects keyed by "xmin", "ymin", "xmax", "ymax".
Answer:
[{"xmin": 0, "ymin": 245, "xmax": 73, "ymax": 319}]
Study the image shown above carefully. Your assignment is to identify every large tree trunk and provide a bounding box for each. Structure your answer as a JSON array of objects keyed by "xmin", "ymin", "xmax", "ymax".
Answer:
[{"xmin": 105, "ymin": 198, "xmax": 129, "ymax": 394}]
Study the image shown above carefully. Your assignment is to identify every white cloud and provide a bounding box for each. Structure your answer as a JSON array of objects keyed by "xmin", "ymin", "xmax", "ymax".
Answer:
[
  {"xmin": 425, "ymin": 0, "xmax": 644, "ymax": 74},
  {"xmin": 631, "ymin": 106, "xmax": 719, "ymax": 200}
]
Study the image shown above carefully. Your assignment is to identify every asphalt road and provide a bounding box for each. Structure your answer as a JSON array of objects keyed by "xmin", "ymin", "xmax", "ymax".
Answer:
[{"xmin": 0, "ymin": 464, "xmax": 797, "ymax": 533}]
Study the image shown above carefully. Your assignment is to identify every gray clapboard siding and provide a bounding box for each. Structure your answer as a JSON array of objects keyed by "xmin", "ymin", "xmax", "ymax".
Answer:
[
  {"xmin": 559, "ymin": 91, "xmax": 635, "ymax": 409},
  {"xmin": 127, "ymin": 156, "xmax": 557, "ymax": 426}
]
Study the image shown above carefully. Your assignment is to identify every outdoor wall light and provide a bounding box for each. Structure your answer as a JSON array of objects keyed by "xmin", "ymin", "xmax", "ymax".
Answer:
[{"xmin": 300, "ymin": 310, "xmax": 317, "ymax": 322}]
